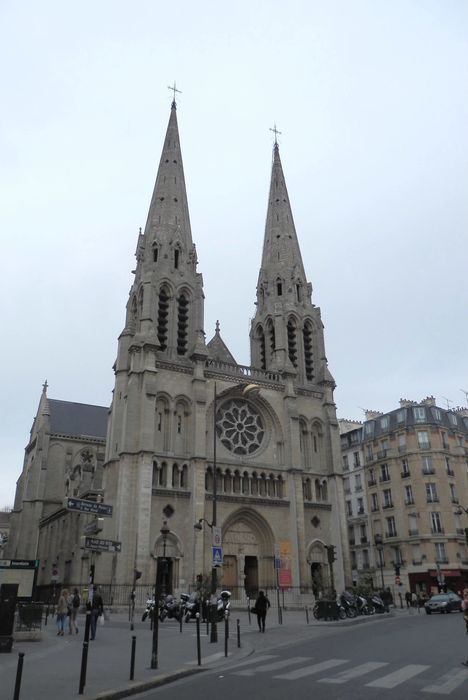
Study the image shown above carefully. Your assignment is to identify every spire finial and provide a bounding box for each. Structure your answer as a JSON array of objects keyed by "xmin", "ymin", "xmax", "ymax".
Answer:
[
  {"xmin": 215, "ymin": 320, "xmax": 220, "ymax": 334},
  {"xmin": 269, "ymin": 123, "xmax": 282, "ymax": 147},
  {"xmin": 42, "ymin": 379, "xmax": 48, "ymax": 394},
  {"xmin": 168, "ymin": 81, "xmax": 182, "ymax": 108}
]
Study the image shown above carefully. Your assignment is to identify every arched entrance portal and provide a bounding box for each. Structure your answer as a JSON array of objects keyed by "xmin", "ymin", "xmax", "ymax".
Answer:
[{"xmin": 222, "ymin": 509, "xmax": 275, "ymax": 597}]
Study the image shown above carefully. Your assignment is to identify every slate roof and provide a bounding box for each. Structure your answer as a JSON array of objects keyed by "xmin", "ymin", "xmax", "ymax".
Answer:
[{"xmin": 48, "ymin": 399, "xmax": 108, "ymax": 438}]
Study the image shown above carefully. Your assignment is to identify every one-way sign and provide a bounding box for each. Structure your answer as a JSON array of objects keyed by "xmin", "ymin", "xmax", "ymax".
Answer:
[
  {"xmin": 67, "ymin": 497, "xmax": 113, "ymax": 517},
  {"xmin": 85, "ymin": 537, "xmax": 121, "ymax": 553}
]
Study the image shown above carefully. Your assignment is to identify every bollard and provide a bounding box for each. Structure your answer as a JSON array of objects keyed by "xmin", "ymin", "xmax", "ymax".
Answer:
[
  {"xmin": 224, "ymin": 613, "xmax": 229, "ymax": 657},
  {"xmin": 13, "ymin": 652, "xmax": 25, "ymax": 700},
  {"xmin": 247, "ymin": 598, "xmax": 251, "ymax": 626},
  {"xmin": 179, "ymin": 608, "xmax": 183, "ymax": 633},
  {"xmin": 196, "ymin": 613, "xmax": 201, "ymax": 666},
  {"xmin": 45, "ymin": 604, "xmax": 49, "ymax": 626},
  {"xmin": 129, "ymin": 635, "xmax": 136, "ymax": 681},
  {"xmin": 236, "ymin": 618, "xmax": 241, "ymax": 648},
  {"xmin": 78, "ymin": 611, "xmax": 91, "ymax": 695},
  {"xmin": 305, "ymin": 605, "xmax": 309, "ymax": 625}
]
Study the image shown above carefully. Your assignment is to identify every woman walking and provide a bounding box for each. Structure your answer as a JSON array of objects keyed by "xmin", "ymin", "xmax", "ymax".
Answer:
[
  {"xmin": 56, "ymin": 588, "xmax": 69, "ymax": 636},
  {"xmin": 69, "ymin": 587, "xmax": 81, "ymax": 634},
  {"xmin": 254, "ymin": 590, "xmax": 271, "ymax": 633}
]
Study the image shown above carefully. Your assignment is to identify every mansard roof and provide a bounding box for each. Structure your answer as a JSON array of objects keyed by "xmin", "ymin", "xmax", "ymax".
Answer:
[{"xmin": 48, "ymin": 399, "xmax": 108, "ymax": 439}]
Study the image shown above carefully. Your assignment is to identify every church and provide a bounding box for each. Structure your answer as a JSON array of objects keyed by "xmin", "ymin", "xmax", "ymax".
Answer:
[{"xmin": 7, "ymin": 98, "xmax": 351, "ymax": 601}]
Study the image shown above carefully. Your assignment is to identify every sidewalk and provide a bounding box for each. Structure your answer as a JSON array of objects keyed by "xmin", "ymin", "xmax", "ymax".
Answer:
[{"xmin": 0, "ymin": 607, "xmax": 397, "ymax": 700}]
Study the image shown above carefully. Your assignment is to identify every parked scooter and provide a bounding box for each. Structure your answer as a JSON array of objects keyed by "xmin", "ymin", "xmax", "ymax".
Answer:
[
  {"xmin": 142, "ymin": 596, "xmax": 156, "ymax": 622},
  {"xmin": 159, "ymin": 594, "xmax": 181, "ymax": 622},
  {"xmin": 355, "ymin": 593, "xmax": 375, "ymax": 615},
  {"xmin": 370, "ymin": 592, "xmax": 389, "ymax": 613},
  {"xmin": 184, "ymin": 591, "xmax": 200, "ymax": 622},
  {"xmin": 340, "ymin": 591, "xmax": 358, "ymax": 618}
]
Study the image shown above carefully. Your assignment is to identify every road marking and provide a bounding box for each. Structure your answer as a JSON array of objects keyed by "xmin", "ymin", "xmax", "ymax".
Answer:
[
  {"xmin": 234, "ymin": 657, "xmax": 310, "ymax": 676},
  {"xmin": 366, "ymin": 664, "xmax": 429, "ymax": 688},
  {"xmin": 274, "ymin": 659, "xmax": 348, "ymax": 680},
  {"xmin": 319, "ymin": 661, "xmax": 389, "ymax": 684},
  {"xmin": 421, "ymin": 667, "xmax": 468, "ymax": 694},
  {"xmin": 223, "ymin": 655, "xmax": 277, "ymax": 670}
]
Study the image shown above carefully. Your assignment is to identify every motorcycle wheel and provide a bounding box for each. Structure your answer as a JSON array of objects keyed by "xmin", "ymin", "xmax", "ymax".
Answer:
[
  {"xmin": 312, "ymin": 605, "xmax": 320, "ymax": 620},
  {"xmin": 346, "ymin": 606, "xmax": 357, "ymax": 618},
  {"xmin": 338, "ymin": 607, "xmax": 347, "ymax": 620},
  {"xmin": 367, "ymin": 605, "xmax": 375, "ymax": 615},
  {"xmin": 142, "ymin": 611, "xmax": 148, "ymax": 622},
  {"xmin": 185, "ymin": 612, "xmax": 192, "ymax": 623},
  {"xmin": 159, "ymin": 609, "xmax": 166, "ymax": 622}
]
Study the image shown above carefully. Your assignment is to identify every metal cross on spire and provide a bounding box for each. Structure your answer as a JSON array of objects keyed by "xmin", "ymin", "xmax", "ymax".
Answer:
[
  {"xmin": 168, "ymin": 81, "xmax": 182, "ymax": 106},
  {"xmin": 269, "ymin": 123, "xmax": 282, "ymax": 146}
]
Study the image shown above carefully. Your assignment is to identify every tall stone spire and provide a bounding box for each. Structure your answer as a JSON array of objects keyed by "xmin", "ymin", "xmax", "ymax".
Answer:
[
  {"xmin": 142, "ymin": 100, "xmax": 193, "ymax": 254},
  {"xmin": 119, "ymin": 98, "xmax": 205, "ymax": 361},
  {"xmin": 250, "ymin": 140, "xmax": 333, "ymax": 389}
]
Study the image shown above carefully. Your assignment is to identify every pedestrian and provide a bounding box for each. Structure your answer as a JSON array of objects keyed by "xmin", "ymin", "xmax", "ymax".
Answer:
[
  {"xmin": 56, "ymin": 588, "xmax": 69, "ymax": 636},
  {"xmin": 69, "ymin": 587, "xmax": 81, "ymax": 635},
  {"xmin": 88, "ymin": 585, "xmax": 104, "ymax": 640},
  {"xmin": 405, "ymin": 590, "xmax": 411, "ymax": 608},
  {"xmin": 253, "ymin": 590, "xmax": 270, "ymax": 632}
]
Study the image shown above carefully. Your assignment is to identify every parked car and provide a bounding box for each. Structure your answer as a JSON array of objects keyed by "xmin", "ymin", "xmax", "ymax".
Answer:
[{"xmin": 424, "ymin": 593, "xmax": 462, "ymax": 614}]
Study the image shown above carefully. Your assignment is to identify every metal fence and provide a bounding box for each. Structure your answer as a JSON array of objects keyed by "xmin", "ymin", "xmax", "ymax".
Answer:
[
  {"xmin": 16, "ymin": 603, "xmax": 44, "ymax": 631},
  {"xmin": 34, "ymin": 583, "xmax": 317, "ymax": 610}
]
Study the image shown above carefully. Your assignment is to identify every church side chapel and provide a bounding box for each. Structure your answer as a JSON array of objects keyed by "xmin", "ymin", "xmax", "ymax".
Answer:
[{"xmin": 7, "ymin": 94, "xmax": 351, "ymax": 602}]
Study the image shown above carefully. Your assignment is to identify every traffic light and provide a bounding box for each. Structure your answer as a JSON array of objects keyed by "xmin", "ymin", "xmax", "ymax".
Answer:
[{"xmin": 327, "ymin": 545, "xmax": 336, "ymax": 564}]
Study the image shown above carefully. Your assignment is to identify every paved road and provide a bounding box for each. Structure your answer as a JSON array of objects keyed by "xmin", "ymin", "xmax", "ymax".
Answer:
[{"xmin": 137, "ymin": 610, "xmax": 468, "ymax": 700}]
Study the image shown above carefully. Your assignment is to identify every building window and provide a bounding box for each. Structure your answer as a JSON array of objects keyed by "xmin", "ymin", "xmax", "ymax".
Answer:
[
  {"xmin": 357, "ymin": 497, "xmax": 364, "ymax": 514},
  {"xmin": 382, "ymin": 489, "xmax": 393, "ymax": 508},
  {"xmin": 413, "ymin": 407, "xmax": 426, "ymax": 423},
  {"xmin": 448, "ymin": 413, "xmax": 458, "ymax": 427},
  {"xmin": 401, "ymin": 459, "xmax": 410, "ymax": 477},
  {"xmin": 343, "ymin": 478, "xmax": 350, "ymax": 494},
  {"xmin": 431, "ymin": 512, "xmax": 443, "ymax": 534},
  {"xmin": 450, "ymin": 483, "xmax": 458, "ymax": 503},
  {"xmin": 371, "ymin": 493, "xmax": 379, "ymax": 511},
  {"xmin": 353, "ymin": 451, "xmax": 361, "ymax": 468},
  {"xmin": 365, "ymin": 422, "xmax": 374, "ymax": 436},
  {"xmin": 366, "ymin": 445, "xmax": 374, "ymax": 461},
  {"xmin": 435, "ymin": 542, "xmax": 447, "ymax": 562},
  {"xmin": 441, "ymin": 431, "xmax": 449, "ymax": 449},
  {"xmin": 386, "ymin": 517, "xmax": 397, "ymax": 537},
  {"xmin": 354, "ymin": 474, "xmax": 362, "ymax": 491},
  {"xmin": 425, "ymin": 483, "xmax": 438, "ymax": 503},
  {"xmin": 421, "ymin": 455, "xmax": 434, "ymax": 474},
  {"xmin": 397, "ymin": 409, "xmax": 406, "ymax": 423},
  {"xmin": 417, "ymin": 431, "xmax": 430, "ymax": 449},
  {"xmin": 368, "ymin": 468, "xmax": 376, "ymax": 486},
  {"xmin": 432, "ymin": 408, "xmax": 442, "ymax": 421},
  {"xmin": 398, "ymin": 433, "xmax": 406, "ymax": 451},
  {"xmin": 380, "ymin": 416, "xmax": 389, "ymax": 431},
  {"xmin": 346, "ymin": 501, "xmax": 353, "ymax": 517},
  {"xmin": 342, "ymin": 455, "xmax": 349, "ymax": 471},
  {"xmin": 380, "ymin": 463, "xmax": 390, "ymax": 482},
  {"xmin": 405, "ymin": 484, "xmax": 414, "ymax": 505},
  {"xmin": 446, "ymin": 456, "xmax": 454, "ymax": 476}
]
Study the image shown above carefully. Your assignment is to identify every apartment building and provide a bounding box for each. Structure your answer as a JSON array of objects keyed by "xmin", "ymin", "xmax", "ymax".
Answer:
[{"xmin": 340, "ymin": 398, "xmax": 468, "ymax": 594}]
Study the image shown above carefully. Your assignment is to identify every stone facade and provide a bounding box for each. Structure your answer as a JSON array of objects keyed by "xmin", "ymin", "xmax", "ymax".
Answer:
[{"xmin": 8, "ymin": 102, "xmax": 350, "ymax": 598}]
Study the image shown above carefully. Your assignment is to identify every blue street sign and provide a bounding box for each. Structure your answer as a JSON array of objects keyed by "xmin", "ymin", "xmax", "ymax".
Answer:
[{"xmin": 212, "ymin": 546, "xmax": 223, "ymax": 567}]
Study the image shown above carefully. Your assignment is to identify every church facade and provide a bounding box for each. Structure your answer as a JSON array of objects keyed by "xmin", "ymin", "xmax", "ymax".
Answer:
[{"xmin": 8, "ymin": 100, "xmax": 351, "ymax": 599}]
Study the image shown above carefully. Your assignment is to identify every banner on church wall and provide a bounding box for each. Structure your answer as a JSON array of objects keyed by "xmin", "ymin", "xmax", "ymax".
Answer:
[{"xmin": 277, "ymin": 541, "xmax": 293, "ymax": 589}]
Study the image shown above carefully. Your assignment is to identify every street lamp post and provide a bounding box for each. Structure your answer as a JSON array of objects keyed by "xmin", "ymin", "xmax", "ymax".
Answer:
[
  {"xmin": 374, "ymin": 534, "xmax": 385, "ymax": 589},
  {"xmin": 210, "ymin": 382, "xmax": 219, "ymax": 643},
  {"xmin": 151, "ymin": 521, "xmax": 170, "ymax": 670}
]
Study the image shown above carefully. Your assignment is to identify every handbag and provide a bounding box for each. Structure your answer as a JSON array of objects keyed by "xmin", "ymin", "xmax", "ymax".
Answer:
[{"xmin": 98, "ymin": 614, "xmax": 105, "ymax": 626}]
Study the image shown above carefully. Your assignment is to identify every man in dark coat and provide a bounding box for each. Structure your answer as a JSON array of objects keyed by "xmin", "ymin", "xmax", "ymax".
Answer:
[{"xmin": 254, "ymin": 590, "xmax": 271, "ymax": 632}]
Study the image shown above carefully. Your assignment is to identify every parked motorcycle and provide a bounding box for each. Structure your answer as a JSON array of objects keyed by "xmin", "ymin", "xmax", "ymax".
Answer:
[
  {"xmin": 355, "ymin": 593, "xmax": 375, "ymax": 615},
  {"xmin": 340, "ymin": 591, "xmax": 357, "ymax": 618}
]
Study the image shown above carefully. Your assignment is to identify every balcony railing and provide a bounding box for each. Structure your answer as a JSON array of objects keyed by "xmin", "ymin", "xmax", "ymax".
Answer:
[
  {"xmin": 398, "ymin": 445, "xmax": 407, "ymax": 453},
  {"xmin": 360, "ymin": 536, "xmax": 368, "ymax": 544},
  {"xmin": 401, "ymin": 471, "xmax": 411, "ymax": 478},
  {"xmin": 357, "ymin": 508, "xmax": 365, "ymax": 515},
  {"xmin": 431, "ymin": 528, "xmax": 445, "ymax": 535},
  {"xmin": 379, "ymin": 475, "xmax": 391, "ymax": 483},
  {"xmin": 426, "ymin": 496, "xmax": 439, "ymax": 503},
  {"xmin": 385, "ymin": 531, "xmax": 398, "ymax": 538},
  {"xmin": 382, "ymin": 503, "xmax": 394, "ymax": 509},
  {"xmin": 451, "ymin": 497, "xmax": 459, "ymax": 504},
  {"xmin": 405, "ymin": 499, "xmax": 415, "ymax": 505},
  {"xmin": 447, "ymin": 469, "xmax": 455, "ymax": 477},
  {"xmin": 349, "ymin": 539, "xmax": 356, "ymax": 546},
  {"xmin": 422, "ymin": 468, "xmax": 435, "ymax": 475},
  {"xmin": 371, "ymin": 505, "xmax": 379, "ymax": 512},
  {"xmin": 377, "ymin": 450, "xmax": 387, "ymax": 459},
  {"xmin": 456, "ymin": 528, "xmax": 465, "ymax": 536},
  {"xmin": 368, "ymin": 479, "xmax": 377, "ymax": 486},
  {"xmin": 408, "ymin": 529, "xmax": 419, "ymax": 536},
  {"xmin": 435, "ymin": 558, "xmax": 449, "ymax": 564},
  {"xmin": 365, "ymin": 455, "xmax": 374, "ymax": 463}
]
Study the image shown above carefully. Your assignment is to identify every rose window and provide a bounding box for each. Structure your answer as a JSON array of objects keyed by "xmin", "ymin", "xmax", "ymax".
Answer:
[{"xmin": 216, "ymin": 399, "xmax": 264, "ymax": 455}]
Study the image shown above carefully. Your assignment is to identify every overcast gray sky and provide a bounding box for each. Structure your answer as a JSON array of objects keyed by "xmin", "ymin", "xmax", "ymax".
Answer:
[{"xmin": 1, "ymin": 0, "xmax": 467, "ymax": 508}]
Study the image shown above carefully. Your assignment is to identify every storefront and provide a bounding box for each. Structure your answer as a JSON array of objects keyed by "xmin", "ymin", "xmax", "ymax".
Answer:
[{"xmin": 409, "ymin": 568, "xmax": 468, "ymax": 594}]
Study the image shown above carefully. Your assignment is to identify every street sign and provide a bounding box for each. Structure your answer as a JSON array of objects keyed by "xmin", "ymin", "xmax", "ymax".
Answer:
[
  {"xmin": 85, "ymin": 537, "xmax": 121, "ymax": 553},
  {"xmin": 212, "ymin": 526, "xmax": 222, "ymax": 547},
  {"xmin": 212, "ymin": 546, "xmax": 223, "ymax": 567},
  {"xmin": 67, "ymin": 497, "xmax": 113, "ymax": 517},
  {"xmin": 51, "ymin": 566, "xmax": 59, "ymax": 582},
  {"xmin": 274, "ymin": 543, "xmax": 281, "ymax": 570}
]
